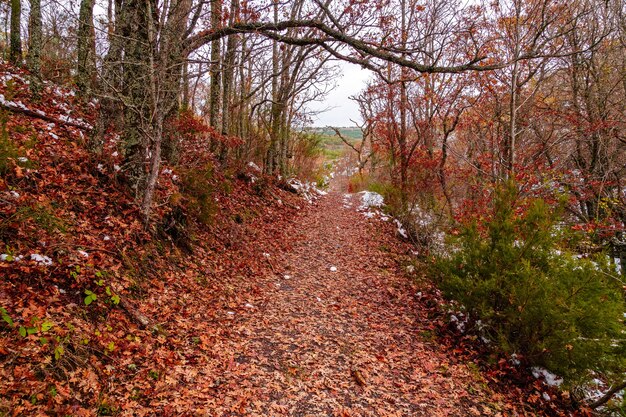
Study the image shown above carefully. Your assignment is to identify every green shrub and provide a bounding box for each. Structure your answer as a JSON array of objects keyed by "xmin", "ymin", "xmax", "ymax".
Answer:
[{"xmin": 435, "ymin": 183, "xmax": 625, "ymax": 384}]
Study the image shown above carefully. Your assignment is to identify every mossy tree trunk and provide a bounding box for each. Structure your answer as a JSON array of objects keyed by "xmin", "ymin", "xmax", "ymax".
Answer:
[
  {"xmin": 76, "ymin": 0, "xmax": 97, "ymax": 98},
  {"xmin": 9, "ymin": 0, "xmax": 22, "ymax": 65},
  {"xmin": 27, "ymin": 0, "xmax": 42, "ymax": 97},
  {"xmin": 209, "ymin": 0, "xmax": 222, "ymax": 133}
]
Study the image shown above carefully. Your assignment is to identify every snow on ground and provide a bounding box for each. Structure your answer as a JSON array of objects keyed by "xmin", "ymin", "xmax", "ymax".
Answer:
[
  {"xmin": 342, "ymin": 193, "xmax": 353, "ymax": 209},
  {"xmin": 355, "ymin": 191, "xmax": 386, "ymax": 220},
  {"xmin": 613, "ymin": 257, "xmax": 622, "ymax": 274},
  {"xmin": 357, "ymin": 191, "xmax": 384, "ymax": 210},
  {"xmin": 287, "ymin": 178, "xmax": 327, "ymax": 203},
  {"xmin": 248, "ymin": 162, "xmax": 261, "ymax": 172},
  {"xmin": 30, "ymin": 253, "xmax": 53, "ymax": 266},
  {"xmin": 531, "ymin": 367, "xmax": 563, "ymax": 387},
  {"xmin": 394, "ymin": 219, "xmax": 408, "ymax": 239}
]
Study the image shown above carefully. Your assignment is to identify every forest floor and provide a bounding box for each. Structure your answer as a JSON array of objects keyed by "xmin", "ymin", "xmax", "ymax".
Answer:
[
  {"xmin": 191, "ymin": 184, "xmax": 537, "ymax": 417},
  {"xmin": 0, "ymin": 62, "xmax": 580, "ymax": 416}
]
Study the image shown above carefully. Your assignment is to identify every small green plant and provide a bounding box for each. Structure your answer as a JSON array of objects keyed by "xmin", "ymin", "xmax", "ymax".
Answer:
[
  {"xmin": 0, "ymin": 307, "xmax": 14, "ymax": 328},
  {"xmin": 70, "ymin": 265, "xmax": 81, "ymax": 281},
  {"xmin": 84, "ymin": 273, "xmax": 120, "ymax": 306},
  {"xmin": 17, "ymin": 316, "xmax": 54, "ymax": 339},
  {"xmin": 84, "ymin": 290, "xmax": 97, "ymax": 305},
  {"xmin": 435, "ymin": 182, "xmax": 626, "ymax": 385}
]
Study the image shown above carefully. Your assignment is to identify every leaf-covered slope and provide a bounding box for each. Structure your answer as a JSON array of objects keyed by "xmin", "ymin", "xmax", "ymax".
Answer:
[{"xmin": 0, "ymin": 63, "xmax": 307, "ymax": 415}]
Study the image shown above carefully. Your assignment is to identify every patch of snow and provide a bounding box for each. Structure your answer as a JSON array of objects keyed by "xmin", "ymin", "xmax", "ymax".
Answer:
[
  {"xmin": 114, "ymin": 165, "xmax": 121, "ymax": 172},
  {"xmin": 316, "ymin": 296, "xmax": 322, "ymax": 302},
  {"xmin": 30, "ymin": 253, "xmax": 53, "ymax": 266},
  {"xmin": 542, "ymin": 392, "xmax": 551, "ymax": 401},
  {"xmin": 226, "ymin": 311, "xmax": 235, "ymax": 315},
  {"xmin": 244, "ymin": 303, "xmax": 254, "ymax": 309},
  {"xmin": 395, "ymin": 219, "xmax": 408, "ymax": 239},
  {"xmin": 103, "ymin": 235, "xmax": 111, "ymax": 241},
  {"xmin": 247, "ymin": 162, "xmax": 261, "ymax": 172},
  {"xmin": 263, "ymin": 253, "xmax": 270, "ymax": 258},
  {"xmin": 17, "ymin": 157, "xmax": 28, "ymax": 163},
  {"xmin": 9, "ymin": 191, "xmax": 19, "ymax": 199},
  {"xmin": 357, "ymin": 191, "xmax": 384, "ymax": 209},
  {"xmin": 531, "ymin": 367, "xmax": 563, "ymax": 387},
  {"xmin": 287, "ymin": 178, "xmax": 327, "ymax": 203},
  {"xmin": 283, "ymin": 274, "xmax": 291, "ymax": 279},
  {"xmin": 329, "ymin": 266, "xmax": 338, "ymax": 272},
  {"xmin": 78, "ymin": 250, "xmax": 89, "ymax": 258},
  {"xmin": 58, "ymin": 114, "xmax": 91, "ymax": 130},
  {"xmin": 450, "ymin": 314, "xmax": 467, "ymax": 333}
]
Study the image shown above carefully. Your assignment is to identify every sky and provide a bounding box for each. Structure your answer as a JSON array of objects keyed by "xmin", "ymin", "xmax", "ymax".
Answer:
[{"xmin": 307, "ymin": 61, "xmax": 372, "ymax": 128}]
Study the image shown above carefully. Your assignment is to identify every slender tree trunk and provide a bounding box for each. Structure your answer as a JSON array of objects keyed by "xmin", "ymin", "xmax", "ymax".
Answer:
[
  {"xmin": 209, "ymin": 0, "xmax": 222, "ymax": 132},
  {"xmin": 27, "ymin": 0, "xmax": 42, "ymax": 97},
  {"xmin": 266, "ymin": 0, "xmax": 280, "ymax": 174},
  {"xmin": 91, "ymin": 0, "xmax": 124, "ymax": 153},
  {"xmin": 9, "ymin": 0, "xmax": 22, "ymax": 65},
  {"xmin": 181, "ymin": 61, "xmax": 190, "ymax": 110},
  {"xmin": 399, "ymin": 0, "xmax": 408, "ymax": 205},
  {"xmin": 508, "ymin": 58, "xmax": 519, "ymax": 177},
  {"xmin": 221, "ymin": 0, "xmax": 239, "ymax": 137},
  {"xmin": 76, "ymin": 0, "xmax": 96, "ymax": 98}
]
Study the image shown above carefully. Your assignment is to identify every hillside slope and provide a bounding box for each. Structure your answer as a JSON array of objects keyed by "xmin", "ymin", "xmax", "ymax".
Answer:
[{"xmin": 0, "ymin": 64, "xmax": 310, "ymax": 415}]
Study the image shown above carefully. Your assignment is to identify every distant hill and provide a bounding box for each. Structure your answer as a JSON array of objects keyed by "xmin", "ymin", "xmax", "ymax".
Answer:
[
  {"xmin": 306, "ymin": 126, "xmax": 363, "ymax": 140},
  {"xmin": 299, "ymin": 126, "xmax": 363, "ymax": 160}
]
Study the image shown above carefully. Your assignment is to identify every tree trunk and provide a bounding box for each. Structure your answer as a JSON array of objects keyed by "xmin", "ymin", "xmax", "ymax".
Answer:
[
  {"xmin": 76, "ymin": 0, "xmax": 96, "ymax": 98},
  {"xmin": 221, "ymin": 0, "xmax": 240, "ymax": 138},
  {"xmin": 91, "ymin": 0, "xmax": 124, "ymax": 153},
  {"xmin": 121, "ymin": 0, "xmax": 152, "ymax": 192},
  {"xmin": 209, "ymin": 0, "xmax": 222, "ymax": 132},
  {"xmin": 27, "ymin": 0, "xmax": 42, "ymax": 97},
  {"xmin": 9, "ymin": 0, "xmax": 22, "ymax": 65}
]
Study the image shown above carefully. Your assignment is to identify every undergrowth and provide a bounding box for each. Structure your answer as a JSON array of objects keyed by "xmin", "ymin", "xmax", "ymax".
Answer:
[{"xmin": 434, "ymin": 182, "xmax": 626, "ymax": 389}]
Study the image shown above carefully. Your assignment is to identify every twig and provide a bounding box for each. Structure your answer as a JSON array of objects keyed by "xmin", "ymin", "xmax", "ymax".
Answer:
[{"xmin": 589, "ymin": 380, "xmax": 626, "ymax": 409}]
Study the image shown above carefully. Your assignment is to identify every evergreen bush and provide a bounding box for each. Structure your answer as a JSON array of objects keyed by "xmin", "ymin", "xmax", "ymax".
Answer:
[{"xmin": 435, "ymin": 183, "xmax": 625, "ymax": 384}]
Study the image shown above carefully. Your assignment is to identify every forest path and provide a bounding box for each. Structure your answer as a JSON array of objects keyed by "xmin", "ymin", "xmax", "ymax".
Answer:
[{"xmin": 210, "ymin": 189, "xmax": 504, "ymax": 416}]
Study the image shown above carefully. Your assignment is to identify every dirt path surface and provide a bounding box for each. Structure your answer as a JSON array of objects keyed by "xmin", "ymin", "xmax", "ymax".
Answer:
[{"xmin": 204, "ymin": 190, "xmax": 506, "ymax": 417}]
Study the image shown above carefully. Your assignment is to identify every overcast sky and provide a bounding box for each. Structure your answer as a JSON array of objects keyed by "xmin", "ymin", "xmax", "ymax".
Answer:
[{"xmin": 307, "ymin": 61, "xmax": 372, "ymax": 128}]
